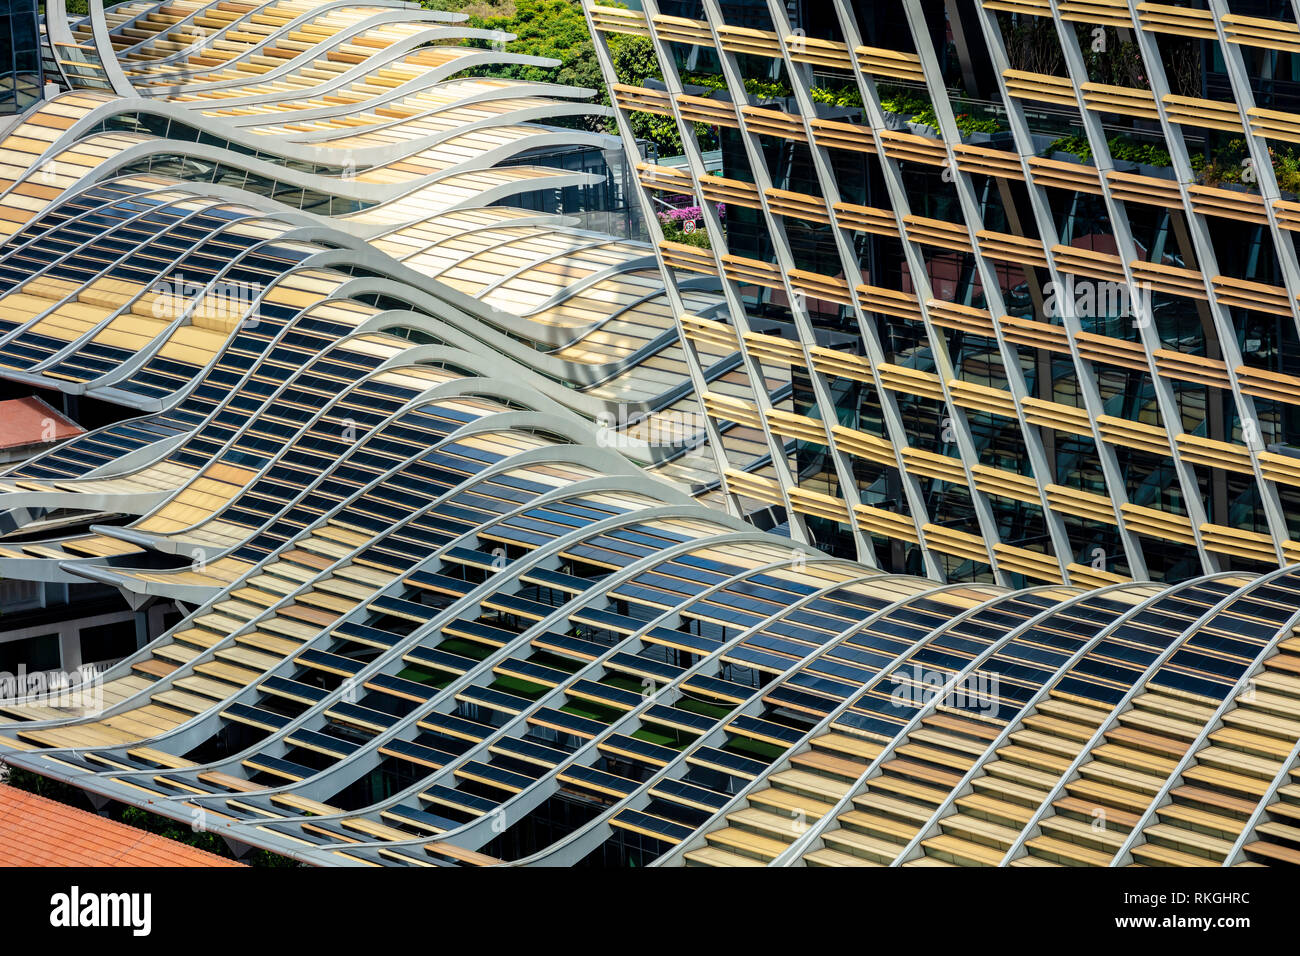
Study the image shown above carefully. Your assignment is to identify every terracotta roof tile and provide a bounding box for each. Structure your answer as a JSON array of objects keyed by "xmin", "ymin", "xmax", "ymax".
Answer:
[
  {"xmin": 0, "ymin": 784, "xmax": 243, "ymax": 867},
  {"xmin": 0, "ymin": 397, "xmax": 84, "ymax": 450}
]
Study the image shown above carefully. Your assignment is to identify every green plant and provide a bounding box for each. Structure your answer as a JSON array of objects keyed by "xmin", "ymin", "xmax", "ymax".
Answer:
[
  {"xmin": 953, "ymin": 113, "xmax": 1000, "ymax": 135},
  {"xmin": 449, "ymin": 0, "xmax": 609, "ymax": 98},
  {"xmin": 1107, "ymin": 137, "xmax": 1171, "ymax": 167},
  {"xmin": 1046, "ymin": 132, "xmax": 1300, "ymax": 194},
  {"xmin": 659, "ymin": 216, "xmax": 712, "ymax": 248},
  {"xmin": 1047, "ymin": 134, "xmax": 1092, "ymax": 161},
  {"xmin": 1195, "ymin": 138, "xmax": 1249, "ymax": 187},
  {"xmin": 1046, "ymin": 134, "xmax": 1169, "ymax": 168},
  {"xmin": 1270, "ymin": 147, "xmax": 1300, "ymax": 195},
  {"xmin": 809, "ymin": 84, "xmax": 863, "ymax": 108},
  {"xmin": 910, "ymin": 104, "xmax": 940, "ymax": 129},
  {"xmin": 875, "ymin": 89, "xmax": 1000, "ymax": 136},
  {"xmin": 679, "ymin": 71, "xmax": 793, "ymax": 102},
  {"xmin": 878, "ymin": 87, "xmax": 931, "ymax": 119}
]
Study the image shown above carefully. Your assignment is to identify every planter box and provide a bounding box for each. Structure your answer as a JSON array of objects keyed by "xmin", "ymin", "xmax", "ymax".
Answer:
[
  {"xmin": 1135, "ymin": 162, "xmax": 1175, "ymax": 180},
  {"xmin": 1050, "ymin": 149, "xmax": 1087, "ymax": 165}
]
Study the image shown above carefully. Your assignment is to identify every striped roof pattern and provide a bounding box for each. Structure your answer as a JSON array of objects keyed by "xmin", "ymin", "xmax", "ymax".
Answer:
[{"xmin": 3, "ymin": 8, "xmax": 777, "ymax": 495}]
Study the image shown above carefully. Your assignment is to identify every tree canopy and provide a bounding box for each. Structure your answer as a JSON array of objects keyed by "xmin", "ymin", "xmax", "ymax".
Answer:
[{"xmin": 421, "ymin": 0, "xmax": 683, "ymax": 153}]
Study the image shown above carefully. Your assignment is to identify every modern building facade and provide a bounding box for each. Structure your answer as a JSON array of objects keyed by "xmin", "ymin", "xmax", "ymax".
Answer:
[
  {"xmin": 0, "ymin": 0, "xmax": 41, "ymax": 115},
  {"xmin": 585, "ymin": 0, "xmax": 1300, "ymax": 592},
  {"xmin": 0, "ymin": 0, "xmax": 1296, "ymax": 869}
]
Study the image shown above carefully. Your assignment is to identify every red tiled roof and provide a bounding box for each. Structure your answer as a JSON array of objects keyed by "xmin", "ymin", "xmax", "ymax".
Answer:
[
  {"xmin": 0, "ymin": 784, "xmax": 244, "ymax": 867},
  {"xmin": 0, "ymin": 397, "xmax": 85, "ymax": 450}
]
